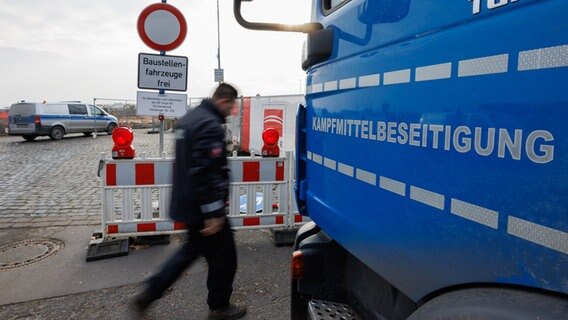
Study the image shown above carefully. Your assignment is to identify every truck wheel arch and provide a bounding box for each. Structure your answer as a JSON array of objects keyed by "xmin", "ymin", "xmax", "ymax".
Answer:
[{"xmin": 408, "ymin": 287, "xmax": 568, "ymax": 320}]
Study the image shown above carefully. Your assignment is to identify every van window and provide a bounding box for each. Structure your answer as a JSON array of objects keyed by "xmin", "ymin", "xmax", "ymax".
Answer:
[
  {"xmin": 90, "ymin": 105, "xmax": 106, "ymax": 116},
  {"xmin": 68, "ymin": 104, "xmax": 88, "ymax": 115},
  {"xmin": 43, "ymin": 104, "xmax": 68, "ymax": 115},
  {"xmin": 9, "ymin": 103, "xmax": 35, "ymax": 116}
]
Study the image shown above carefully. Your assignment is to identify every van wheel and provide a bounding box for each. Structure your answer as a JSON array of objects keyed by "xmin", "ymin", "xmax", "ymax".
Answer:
[
  {"xmin": 23, "ymin": 135, "xmax": 37, "ymax": 141},
  {"xmin": 50, "ymin": 126, "xmax": 65, "ymax": 140},
  {"xmin": 107, "ymin": 123, "xmax": 117, "ymax": 135}
]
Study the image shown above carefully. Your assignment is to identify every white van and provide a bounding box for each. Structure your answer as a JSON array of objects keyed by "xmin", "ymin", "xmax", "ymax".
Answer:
[{"xmin": 8, "ymin": 102, "xmax": 118, "ymax": 141}]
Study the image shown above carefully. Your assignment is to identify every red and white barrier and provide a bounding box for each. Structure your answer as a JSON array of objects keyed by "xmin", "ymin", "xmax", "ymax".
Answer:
[{"xmin": 98, "ymin": 152, "xmax": 308, "ymax": 239}]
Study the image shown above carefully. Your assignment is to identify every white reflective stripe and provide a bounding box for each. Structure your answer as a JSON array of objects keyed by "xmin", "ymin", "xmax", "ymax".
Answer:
[
  {"xmin": 121, "ymin": 223, "xmax": 137, "ymax": 233},
  {"xmin": 312, "ymin": 83, "xmax": 323, "ymax": 93},
  {"xmin": 306, "ymin": 150, "xmax": 568, "ymax": 255},
  {"xmin": 260, "ymin": 216, "xmax": 280, "ymax": 225},
  {"xmin": 228, "ymin": 217, "xmax": 244, "ymax": 227},
  {"xmin": 260, "ymin": 160, "xmax": 278, "ymax": 181},
  {"xmin": 307, "ymin": 151, "xmax": 313, "ymax": 160},
  {"xmin": 356, "ymin": 169, "xmax": 376, "ymax": 186},
  {"xmin": 507, "ymin": 216, "xmax": 568, "ymax": 255},
  {"xmin": 312, "ymin": 153, "xmax": 323, "ymax": 165},
  {"xmin": 518, "ymin": 44, "xmax": 568, "ymax": 71},
  {"xmin": 154, "ymin": 161, "xmax": 172, "ymax": 185},
  {"xmin": 415, "ymin": 63, "xmax": 452, "ymax": 82},
  {"xmin": 200, "ymin": 200, "xmax": 225, "ymax": 213},
  {"xmin": 451, "ymin": 198, "xmax": 499, "ymax": 229},
  {"xmin": 306, "ymin": 85, "xmax": 312, "ymax": 94},
  {"xmin": 324, "ymin": 80, "xmax": 338, "ymax": 92},
  {"xmin": 337, "ymin": 162, "xmax": 354, "ymax": 177},
  {"xmin": 230, "ymin": 160, "xmax": 244, "ymax": 183},
  {"xmin": 383, "ymin": 69, "xmax": 411, "ymax": 85},
  {"xmin": 410, "ymin": 186, "xmax": 444, "ymax": 210},
  {"xmin": 458, "ymin": 54, "xmax": 509, "ymax": 77},
  {"xmin": 116, "ymin": 163, "xmax": 135, "ymax": 186},
  {"xmin": 379, "ymin": 176, "xmax": 406, "ymax": 197},
  {"xmin": 324, "ymin": 157, "xmax": 336, "ymax": 170},
  {"xmin": 359, "ymin": 74, "xmax": 380, "ymax": 87},
  {"xmin": 156, "ymin": 221, "xmax": 175, "ymax": 231},
  {"xmin": 339, "ymin": 77, "xmax": 356, "ymax": 90}
]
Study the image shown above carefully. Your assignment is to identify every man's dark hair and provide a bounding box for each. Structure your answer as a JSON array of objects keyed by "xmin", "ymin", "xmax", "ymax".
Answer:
[{"xmin": 212, "ymin": 83, "xmax": 238, "ymax": 101}]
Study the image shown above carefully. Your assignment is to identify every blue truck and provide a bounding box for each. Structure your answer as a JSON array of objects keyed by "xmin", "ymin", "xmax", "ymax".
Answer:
[{"xmin": 234, "ymin": 0, "xmax": 567, "ymax": 318}]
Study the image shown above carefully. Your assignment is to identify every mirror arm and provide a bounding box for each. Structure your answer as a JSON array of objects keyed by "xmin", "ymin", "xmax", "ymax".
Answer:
[{"xmin": 234, "ymin": 0, "xmax": 323, "ymax": 33}]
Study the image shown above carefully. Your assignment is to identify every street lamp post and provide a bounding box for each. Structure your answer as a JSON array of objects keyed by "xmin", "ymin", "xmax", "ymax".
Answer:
[{"xmin": 216, "ymin": 0, "xmax": 222, "ymax": 84}]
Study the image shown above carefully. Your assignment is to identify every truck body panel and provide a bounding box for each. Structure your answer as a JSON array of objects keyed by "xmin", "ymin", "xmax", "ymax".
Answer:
[{"xmin": 297, "ymin": 0, "xmax": 567, "ymax": 301}]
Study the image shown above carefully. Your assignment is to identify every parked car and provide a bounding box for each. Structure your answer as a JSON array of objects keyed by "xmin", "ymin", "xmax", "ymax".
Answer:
[{"xmin": 8, "ymin": 102, "xmax": 118, "ymax": 141}]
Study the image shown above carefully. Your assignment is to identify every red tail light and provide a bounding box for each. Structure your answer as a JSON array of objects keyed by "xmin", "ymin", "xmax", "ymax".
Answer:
[
  {"xmin": 34, "ymin": 115, "xmax": 41, "ymax": 125},
  {"xmin": 291, "ymin": 250, "xmax": 304, "ymax": 280}
]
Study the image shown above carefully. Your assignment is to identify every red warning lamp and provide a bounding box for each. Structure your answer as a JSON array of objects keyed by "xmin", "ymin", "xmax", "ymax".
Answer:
[
  {"xmin": 112, "ymin": 127, "xmax": 135, "ymax": 159},
  {"xmin": 261, "ymin": 128, "xmax": 280, "ymax": 157}
]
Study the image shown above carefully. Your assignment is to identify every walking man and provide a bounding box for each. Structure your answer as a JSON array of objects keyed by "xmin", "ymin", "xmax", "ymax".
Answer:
[{"xmin": 132, "ymin": 83, "xmax": 246, "ymax": 319}]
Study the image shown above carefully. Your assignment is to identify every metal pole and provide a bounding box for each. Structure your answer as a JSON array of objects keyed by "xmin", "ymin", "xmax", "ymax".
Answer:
[
  {"xmin": 159, "ymin": 44, "xmax": 166, "ymax": 155},
  {"xmin": 124, "ymin": 100, "xmax": 128, "ymax": 127},
  {"xmin": 159, "ymin": 115, "xmax": 164, "ymax": 156},
  {"xmin": 217, "ymin": 0, "xmax": 222, "ymax": 83},
  {"xmin": 159, "ymin": 91, "xmax": 165, "ymax": 156},
  {"xmin": 93, "ymin": 97, "xmax": 98, "ymax": 138}
]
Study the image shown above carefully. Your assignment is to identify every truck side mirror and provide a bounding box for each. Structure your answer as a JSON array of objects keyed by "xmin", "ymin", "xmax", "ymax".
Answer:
[
  {"xmin": 233, "ymin": 0, "xmax": 323, "ymax": 33},
  {"xmin": 302, "ymin": 28, "xmax": 334, "ymax": 70}
]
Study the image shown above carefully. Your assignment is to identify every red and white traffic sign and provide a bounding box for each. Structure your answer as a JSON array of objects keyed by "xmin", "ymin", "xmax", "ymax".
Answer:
[{"xmin": 137, "ymin": 3, "xmax": 187, "ymax": 52}]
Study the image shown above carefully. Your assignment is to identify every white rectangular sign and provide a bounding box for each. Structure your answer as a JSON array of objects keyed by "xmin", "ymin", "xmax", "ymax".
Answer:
[
  {"xmin": 136, "ymin": 91, "xmax": 187, "ymax": 118},
  {"xmin": 138, "ymin": 53, "xmax": 188, "ymax": 91}
]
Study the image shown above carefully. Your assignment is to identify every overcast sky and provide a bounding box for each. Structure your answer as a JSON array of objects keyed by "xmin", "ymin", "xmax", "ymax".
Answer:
[{"xmin": 0, "ymin": 0, "xmax": 310, "ymax": 108}]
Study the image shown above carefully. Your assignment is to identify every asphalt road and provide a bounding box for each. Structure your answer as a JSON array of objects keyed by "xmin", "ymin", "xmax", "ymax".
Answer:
[{"xmin": 0, "ymin": 131, "xmax": 294, "ymax": 319}]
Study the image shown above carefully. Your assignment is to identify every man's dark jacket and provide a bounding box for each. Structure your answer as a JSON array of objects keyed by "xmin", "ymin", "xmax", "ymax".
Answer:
[{"xmin": 169, "ymin": 99, "xmax": 229, "ymax": 228}]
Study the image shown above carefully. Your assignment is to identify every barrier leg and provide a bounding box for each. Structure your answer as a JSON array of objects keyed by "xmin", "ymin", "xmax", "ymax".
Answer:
[{"xmin": 271, "ymin": 155, "xmax": 298, "ymax": 246}]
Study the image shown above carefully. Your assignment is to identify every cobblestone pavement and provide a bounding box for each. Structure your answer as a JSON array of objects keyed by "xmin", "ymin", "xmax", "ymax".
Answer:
[
  {"xmin": 0, "ymin": 130, "xmax": 175, "ymax": 228},
  {"xmin": 0, "ymin": 130, "xmax": 294, "ymax": 319}
]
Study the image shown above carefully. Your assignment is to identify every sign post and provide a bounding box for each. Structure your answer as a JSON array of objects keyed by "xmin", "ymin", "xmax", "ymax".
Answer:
[{"xmin": 136, "ymin": 1, "xmax": 188, "ymax": 156}]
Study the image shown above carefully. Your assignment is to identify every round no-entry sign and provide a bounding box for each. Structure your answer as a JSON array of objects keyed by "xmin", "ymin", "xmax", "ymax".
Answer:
[{"xmin": 137, "ymin": 3, "xmax": 187, "ymax": 52}]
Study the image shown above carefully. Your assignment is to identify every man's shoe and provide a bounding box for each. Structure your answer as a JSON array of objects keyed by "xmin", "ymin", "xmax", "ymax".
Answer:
[{"xmin": 208, "ymin": 303, "xmax": 247, "ymax": 320}]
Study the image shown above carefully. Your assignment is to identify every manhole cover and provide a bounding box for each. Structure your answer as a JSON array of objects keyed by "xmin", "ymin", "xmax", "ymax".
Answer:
[{"xmin": 0, "ymin": 238, "xmax": 64, "ymax": 271}]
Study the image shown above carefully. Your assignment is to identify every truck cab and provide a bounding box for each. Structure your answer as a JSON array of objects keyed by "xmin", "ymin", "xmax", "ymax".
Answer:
[{"xmin": 234, "ymin": 0, "xmax": 567, "ymax": 318}]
